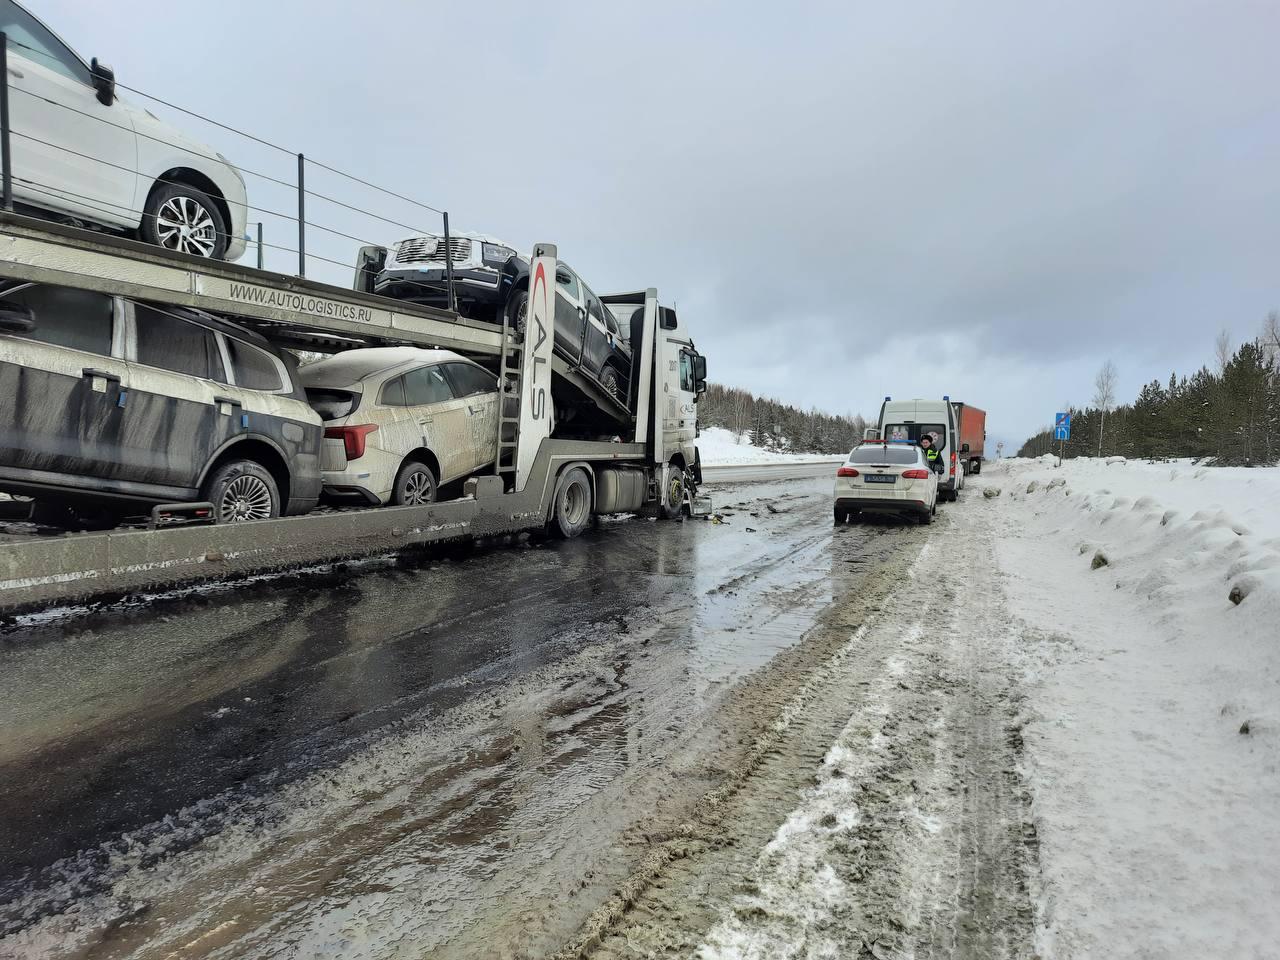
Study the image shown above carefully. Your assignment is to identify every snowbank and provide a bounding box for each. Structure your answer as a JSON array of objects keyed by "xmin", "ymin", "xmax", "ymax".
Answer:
[
  {"xmin": 982, "ymin": 457, "xmax": 1280, "ymax": 957},
  {"xmin": 697, "ymin": 427, "xmax": 846, "ymax": 466}
]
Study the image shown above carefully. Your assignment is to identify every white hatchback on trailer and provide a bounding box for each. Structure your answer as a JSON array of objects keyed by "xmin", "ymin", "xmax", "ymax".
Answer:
[
  {"xmin": 833, "ymin": 441, "xmax": 939, "ymax": 525},
  {"xmin": 300, "ymin": 347, "xmax": 498, "ymax": 506}
]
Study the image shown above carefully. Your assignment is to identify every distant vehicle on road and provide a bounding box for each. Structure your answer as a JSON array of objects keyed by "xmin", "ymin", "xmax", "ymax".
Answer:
[
  {"xmin": 0, "ymin": 280, "xmax": 322, "ymax": 523},
  {"xmin": 952, "ymin": 401, "xmax": 986, "ymax": 475},
  {"xmin": 1, "ymin": 0, "xmax": 248, "ymax": 259},
  {"xmin": 300, "ymin": 347, "xmax": 498, "ymax": 506},
  {"xmin": 833, "ymin": 442, "xmax": 938, "ymax": 525},
  {"xmin": 873, "ymin": 397, "xmax": 965, "ymax": 502}
]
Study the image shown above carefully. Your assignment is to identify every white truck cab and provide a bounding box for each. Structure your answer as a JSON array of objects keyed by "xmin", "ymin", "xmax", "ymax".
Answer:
[{"xmin": 872, "ymin": 397, "xmax": 965, "ymax": 501}]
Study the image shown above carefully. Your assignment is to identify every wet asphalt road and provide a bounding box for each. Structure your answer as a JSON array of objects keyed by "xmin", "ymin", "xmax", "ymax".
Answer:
[{"xmin": 0, "ymin": 472, "xmax": 921, "ymax": 958}]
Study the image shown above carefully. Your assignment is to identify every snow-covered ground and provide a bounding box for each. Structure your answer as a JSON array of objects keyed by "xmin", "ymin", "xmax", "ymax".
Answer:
[
  {"xmin": 995, "ymin": 457, "xmax": 1280, "ymax": 957},
  {"xmin": 697, "ymin": 427, "xmax": 846, "ymax": 466}
]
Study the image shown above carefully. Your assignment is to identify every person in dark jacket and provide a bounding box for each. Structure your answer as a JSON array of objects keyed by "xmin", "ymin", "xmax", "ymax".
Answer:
[{"xmin": 919, "ymin": 434, "xmax": 945, "ymax": 475}]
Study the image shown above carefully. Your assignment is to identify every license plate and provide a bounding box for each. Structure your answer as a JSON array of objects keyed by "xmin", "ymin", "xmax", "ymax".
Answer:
[{"xmin": 864, "ymin": 474, "xmax": 895, "ymax": 484}]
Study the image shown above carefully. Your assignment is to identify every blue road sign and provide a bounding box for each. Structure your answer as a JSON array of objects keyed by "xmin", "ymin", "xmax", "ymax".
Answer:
[{"xmin": 1054, "ymin": 412, "xmax": 1071, "ymax": 441}]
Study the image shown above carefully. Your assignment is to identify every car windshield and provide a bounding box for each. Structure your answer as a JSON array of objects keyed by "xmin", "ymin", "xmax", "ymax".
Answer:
[{"xmin": 850, "ymin": 445, "xmax": 918, "ymax": 465}]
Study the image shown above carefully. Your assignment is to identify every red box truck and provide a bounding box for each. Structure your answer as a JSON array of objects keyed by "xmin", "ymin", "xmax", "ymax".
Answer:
[{"xmin": 952, "ymin": 402, "xmax": 987, "ymax": 475}]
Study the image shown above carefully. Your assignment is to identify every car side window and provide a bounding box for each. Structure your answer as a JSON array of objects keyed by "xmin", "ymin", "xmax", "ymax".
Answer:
[
  {"xmin": 0, "ymin": 283, "xmax": 113, "ymax": 355},
  {"xmin": 0, "ymin": 1, "xmax": 91, "ymax": 84},
  {"xmin": 679, "ymin": 351, "xmax": 695, "ymax": 392},
  {"xmin": 555, "ymin": 266, "xmax": 581, "ymax": 301},
  {"xmin": 380, "ymin": 375, "xmax": 407, "ymax": 407},
  {"xmin": 226, "ymin": 338, "xmax": 283, "ymax": 392},
  {"xmin": 134, "ymin": 304, "xmax": 225, "ymax": 380},
  {"xmin": 442, "ymin": 362, "xmax": 497, "ymax": 398},
  {"xmin": 403, "ymin": 365, "xmax": 455, "ymax": 406},
  {"xmin": 584, "ymin": 288, "xmax": 608, "ymax": 328}
]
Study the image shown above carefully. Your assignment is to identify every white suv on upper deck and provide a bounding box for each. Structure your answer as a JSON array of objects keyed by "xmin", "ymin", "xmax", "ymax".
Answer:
[{"xmin": 0, "ymin": 0, "xmax": 247, "ymax": 260}]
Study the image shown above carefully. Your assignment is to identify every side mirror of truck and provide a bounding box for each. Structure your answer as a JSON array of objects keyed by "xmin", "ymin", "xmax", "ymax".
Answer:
[
  {"xmin": 863, "ymin": 427, "xmax": 880, "ymax": 441},
  {"xmin": 692, "ymin": 354, "xmax": 707, "ymax": 382},
  {"xmin": 555, "ymin": 267, "xmax": 573, "ymax": 286},
  {"xmin": 90, "ymin": 58, "xmax": 116, "ymax": 106},
  {"xmin": 0, "ymin": 302, "xmax": 36, "ymax": 334},
  {"xmin": 961, "ymin": 442, "xmax": 970, "ymax": 453}
]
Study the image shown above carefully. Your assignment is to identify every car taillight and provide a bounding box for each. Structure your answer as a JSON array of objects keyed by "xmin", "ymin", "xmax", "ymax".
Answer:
[
  {"xmin": 902, "ymin": 469, "xmax": 930, "ymax": 479},
  {"xmin": 837, "ymin": 466, "xmax": 859, "ymax": 477},
  {"xmin": 324, "ymin": 424, "xmax": 379, "ymax": 460},
  {"xmin": 950, "ymin": 450, "xmax": 957, "ymax": 476}
]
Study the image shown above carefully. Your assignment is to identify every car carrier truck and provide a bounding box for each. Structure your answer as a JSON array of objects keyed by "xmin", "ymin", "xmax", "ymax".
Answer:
[{"xmin": 0, "ymin": 212, "xmax": 709, "ymax": 612}]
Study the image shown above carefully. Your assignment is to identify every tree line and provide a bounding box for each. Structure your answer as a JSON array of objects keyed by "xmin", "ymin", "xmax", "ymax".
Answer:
[
  {"xmin": 1018, "ymin": 313, "xmax": 1280, "ymax": 465},
  {"xmin": 698, "ymin": 383, "xmax": 868, "ymax": 454}
]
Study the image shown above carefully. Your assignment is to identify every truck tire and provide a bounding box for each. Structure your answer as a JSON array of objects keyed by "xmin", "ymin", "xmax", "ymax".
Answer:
[
  {"xmin": 972, "ymin": 459, "xmax": 982, "ymax": 475},
  {"xmin": 659, "ymin": 465, "xmax": 686, "ymax": 520},
  {"xmin": 549, "ymin": 466, "xmax": 592, "ymax": 539},
  {"xmin": 202, "ymin": 459, "xmax": 280, "ymax": 523},
  {"xmin": 391, "ymin": 459, "xmax": 437, "ymax": 506}
]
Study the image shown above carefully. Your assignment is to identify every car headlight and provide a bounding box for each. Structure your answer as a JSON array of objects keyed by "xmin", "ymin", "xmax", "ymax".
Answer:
[{"xmin": 482, "ymin": 243, "xmax": 516, "ymax": 266}]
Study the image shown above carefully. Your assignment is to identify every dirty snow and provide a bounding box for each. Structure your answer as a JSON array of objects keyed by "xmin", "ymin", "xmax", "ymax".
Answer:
[{"xmin": 697, "ymin": 427, "xmax": 845, "ymax": 466}]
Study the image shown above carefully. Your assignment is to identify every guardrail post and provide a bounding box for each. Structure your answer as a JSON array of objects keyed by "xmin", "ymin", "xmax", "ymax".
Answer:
[
  {"xmin": 0, "ymin": 33, "xmax": 12, "ymax": 212},
  {"xmin": 256, "ymin": 221, "xmax": 263, "ymax": 269},
  {"xmin": 297, "ymin": 153, "xmax": 305, "ymax": 276},
  {"xmin": 442, "ymin": 211, "xmax": 457, "ymax": 313}
]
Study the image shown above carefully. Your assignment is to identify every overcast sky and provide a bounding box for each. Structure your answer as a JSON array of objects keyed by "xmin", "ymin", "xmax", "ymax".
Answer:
[{"xmin": 35, "ymin": 0, "xmax": 1280, "ymax": 451}]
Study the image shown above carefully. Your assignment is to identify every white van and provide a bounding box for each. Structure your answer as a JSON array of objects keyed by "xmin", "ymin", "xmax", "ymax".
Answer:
[{"xmin": 873, "ymin": 397, "xmax": 965, "ymax": 501}]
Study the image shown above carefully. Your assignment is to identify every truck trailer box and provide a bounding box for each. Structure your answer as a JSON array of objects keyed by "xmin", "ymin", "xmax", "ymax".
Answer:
[{"xmin": 952, "ymin": 403, "xmax": 986, "ymax": 474}]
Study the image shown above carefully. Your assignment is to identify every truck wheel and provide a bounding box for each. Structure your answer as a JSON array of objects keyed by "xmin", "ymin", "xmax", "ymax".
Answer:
[
  {"xmin": 549, "ymin": 466, "xmax": 592, "ymax": 539},
  {"xmin": 659, "ymin": 466, "xmax": 686, "ymax": 520},
  {"xmin": 972, "ymin": 460, "xmax": 982, "ymax": 475},
  {"xmin": 203, "ymin": 459, "xmax": 280, "ymax": 523},
  {"xmin": 392, "ymin": 459, "xmax": 437, "ymax": 506}
]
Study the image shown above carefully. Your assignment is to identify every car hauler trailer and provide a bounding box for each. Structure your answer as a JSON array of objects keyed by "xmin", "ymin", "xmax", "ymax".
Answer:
[{"xmin": 0, "ymin": 212, "xmax": 709, "ymax": 612}]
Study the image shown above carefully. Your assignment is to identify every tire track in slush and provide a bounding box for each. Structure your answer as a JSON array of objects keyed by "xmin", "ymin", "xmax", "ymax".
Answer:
[{"xmin": 578, "ymin": 510, "xmax": 1040, "ymax": 959}]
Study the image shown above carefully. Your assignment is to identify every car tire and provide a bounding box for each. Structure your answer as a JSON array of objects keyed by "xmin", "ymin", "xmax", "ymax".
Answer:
[
  {"xmin": 834, "ymin": 508, "xmax": 848, "ymax": 525},
  {"xmin": 549, "ymin": 466, "xmax": 592, "ymax": 539},
  {"xmin": 203, "ymin": 459, "xmax": 280, "ymax": 523},
  {"xmin": 658, "ymin": 465, "xmax": 686, "ymax": 520},
  {"xmin": 141, "ymin": 181, "xmax": 229, "ymax": 259},
  {"xmin": 391, "ymin": 459, "xmax": 437, "ymax": 506},
  {"xmin": 600, "ymin": 364, "xmax": 622, "ymax": 402},
  {"xmin": 506, "ymin": 288, "xmax": 528, "ymax": 342},
  {"xmin": 919, "ymin": 506, "xmax": 933, "ymax": 525}
]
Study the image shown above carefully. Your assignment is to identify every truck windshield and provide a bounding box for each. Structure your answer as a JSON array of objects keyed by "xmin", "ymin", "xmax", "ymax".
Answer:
[
  {"xmin": 850, "ymin": 446, "xmax": 917, "ymax": 465},
  {"xmin": 882, "ymin": 423, "xmax": 946, "ymax": 448}
]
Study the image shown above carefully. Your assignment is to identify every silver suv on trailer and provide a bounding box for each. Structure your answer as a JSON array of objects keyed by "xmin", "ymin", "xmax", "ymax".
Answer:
[{"xmin": 0, "ymin": 281, "xmax": 322, "ymax": 522}]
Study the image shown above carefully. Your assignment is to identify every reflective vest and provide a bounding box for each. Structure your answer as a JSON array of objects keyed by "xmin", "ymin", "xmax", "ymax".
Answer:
[{"xmin": 924, "ymin": 446, "xmax": 940, "ymax": 464}]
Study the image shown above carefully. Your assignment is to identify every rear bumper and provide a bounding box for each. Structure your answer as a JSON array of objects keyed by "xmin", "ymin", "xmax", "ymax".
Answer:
[{"xmin": 836, "ymin": 495, "xmax": 929, "ymax": 516}]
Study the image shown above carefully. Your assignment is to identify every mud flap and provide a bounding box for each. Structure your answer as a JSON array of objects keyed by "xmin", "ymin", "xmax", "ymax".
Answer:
[{"xmin": 688, "ymin": 486, "xmax": 713, "ymax": 517}]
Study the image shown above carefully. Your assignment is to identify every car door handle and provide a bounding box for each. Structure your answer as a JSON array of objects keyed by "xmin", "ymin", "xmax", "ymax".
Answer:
[
  {"xmin": 7, "ymin": 67, "xmax": 23, "ymax": 79},
  {"xmin": 419, "ymin": 417, "xmax": 433, "ymax": 425},
  {"xmin": 213, "ymin": 395, "xmax": 242, "ymax": 407},
  {"xmin": 467, "ymin": 405, "xmax": 484, "ymax": 415},
  {"xmin": 81, "ymin": 367, "xmax": 120, "ymax": 383}
]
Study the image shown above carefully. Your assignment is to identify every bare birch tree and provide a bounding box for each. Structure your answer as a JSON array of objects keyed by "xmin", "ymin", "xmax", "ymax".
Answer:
[{"xmin": 1093, "ymin": 360, "xmax": 1117, "ymax": 457}]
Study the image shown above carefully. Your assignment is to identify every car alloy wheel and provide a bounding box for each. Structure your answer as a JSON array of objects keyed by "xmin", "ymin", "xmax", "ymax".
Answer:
[
  {"xmin": 402, "ymin": 468, "xmax": 435, "ymax": 505},
  {"xmin": 218, "ymin": 474, "xmax": 274, "ymax": 522},
  {"xmin": 156, "ymin": 195, "xmax": 219, "ymax": 257}
]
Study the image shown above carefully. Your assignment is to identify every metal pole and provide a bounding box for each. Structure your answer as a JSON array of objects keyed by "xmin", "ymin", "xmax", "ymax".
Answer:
[
  {"xmin": 442, "ymin": 211, "xmax": 457, "ymax": 314},
  {"xmin": 256, "ymin": 221, "xmax": 263, "ymax": 270},
  {"xmin": 296, "ymin": 153, "xmax": 305, "ymax": 277},
  {"xmin": 0, "ymin": 34, "xmax": 12, "ymax": 212}
]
